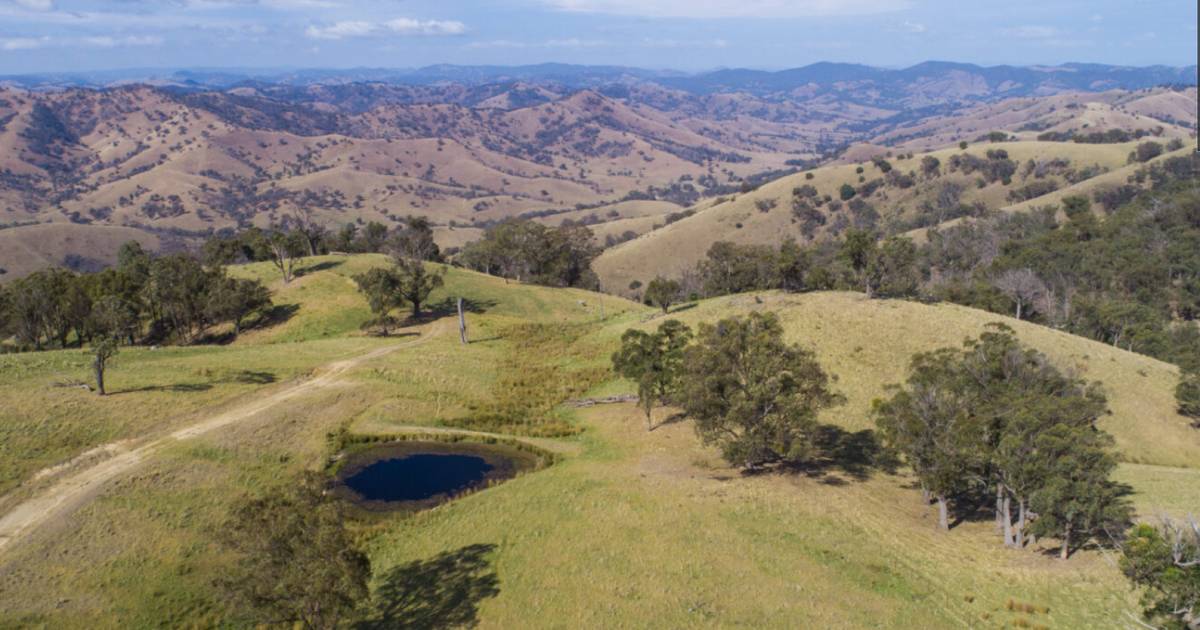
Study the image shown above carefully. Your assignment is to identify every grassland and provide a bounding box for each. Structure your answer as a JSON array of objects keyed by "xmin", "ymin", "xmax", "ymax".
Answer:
[
  {"xmin": 0, "ymin": 257, "xmax": 1196, "ymax": 628},
  {"xmin": 593, "ymin": 140, "xmax": 1174, "ymax": 292}
]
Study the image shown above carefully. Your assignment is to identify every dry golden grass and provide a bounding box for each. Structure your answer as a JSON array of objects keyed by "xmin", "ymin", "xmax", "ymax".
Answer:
[
  {"xmin": 0, "ymin": 223, "xmax": 160, "ymax": 280},
  {"xmin": 594, "ymin": 140, "xmax": 1147, "ymax": 292}
]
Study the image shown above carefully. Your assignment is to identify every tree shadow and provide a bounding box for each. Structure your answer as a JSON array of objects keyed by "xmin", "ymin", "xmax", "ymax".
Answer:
[
  {"xmin": 295, "ymin": 259, "xmax": 344, "ymax": 277},
  {"xmin": 113, "ymin": 382, "xmax": 214, "ymax": 395},
  {"xmin": 741, "ymin": 426, "xmax": 895, "ymax": 484},
  {"xmin": 110, "ymin": 370, "xmax": 275, "ymax": 395},
  {"xmin": 650, "ymin": 411, "xmax": 689, "ymax": 431},
  {"xmin": 226, "ymin": 370, "xmax": 276, "ymax": 385},
  {"xmin": 425, "ymin": 297, "xmax": 497, "ymax": 319},
  {"xmin": 360, "ymin": 543, "xmax": 500, "ymax": 630},
  {"xmin": 667, "ymin": 303, "xmax": 697, "ymax": 314},
  {"xmin": 257, "ymin": 303, "xmax": 300, "ymax": 329}
]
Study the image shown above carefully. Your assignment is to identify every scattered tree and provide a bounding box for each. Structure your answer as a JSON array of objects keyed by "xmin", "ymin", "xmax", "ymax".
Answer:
[
  {"xmin": 611, "ymin": 320, "xmax": 692, "ymax": 430},
  {"xmin": 353, "ymin": 267, "xmax": 405, "ymax": 335},
  {"xmin": 261, "ymin": 229, "xmax": 307, "ymax": 284},
  {"xmin": 393, "ymin": 257, "xmax": 444, "ymax": 319},
  {"xmin": 875, "ymin": 325, "xmax": 1129, "ymax": 548},
  {"xmin": 89, "ymin": 336, "xmax": 119, "ymax": 396},
  {"xmin": 644, "ymin": 277, "xmax": 682, "ymax": 314},
  {"xmin": 993, "ymin": 268, "xmax": 1047, "ymax": 320},
  {"xmin": 1120, "ymin": 517, "xmax": 1200, "ymax": 629},
  {"xmin": 218, "ymin": 472, "xmax": 370, "ymax": 630},
  {"xmin": 679, "ymin": 312, "xmax": 840, "ymax": 468}
]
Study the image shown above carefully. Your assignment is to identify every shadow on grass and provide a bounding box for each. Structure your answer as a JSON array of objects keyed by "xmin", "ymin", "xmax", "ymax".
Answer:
[
  {"xmin": 113, "ymin": 382, "xmax": 214, "ymax": 395},
  {"xmin": 112, "ymin": 370, "xmax": 276, "ymax": 395},
  {"xmin": 296, "ymin": 259, "xmax": 344, "ymax": 277},
  {"xmin": 258, "ymin": 303, "xmax": 301, "ymax": 329},
  {"xmin": 360, "ymin": 543, "xmax": 500, "ymax": 630},
  {"xmin": 424, "ymin": 297, "xmax": 498, "ymax": 320},
  {"xmin": 738, "ymin": 426, "xmax": 896, "ymax": 484},
  {"xmin": 200, "ymin": 304, "xmax": 302, "ymax": 345}
]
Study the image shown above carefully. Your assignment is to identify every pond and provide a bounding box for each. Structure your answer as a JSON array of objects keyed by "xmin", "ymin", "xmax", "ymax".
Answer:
[{"xmin": 332, "ymin": 441, "xmax": 542, "ymax": 511}]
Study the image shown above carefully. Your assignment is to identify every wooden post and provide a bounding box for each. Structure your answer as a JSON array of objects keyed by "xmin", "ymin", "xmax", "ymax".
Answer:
[{"xmin": 457, "ymin": 297, "xmax": 468, "ymax": 345}]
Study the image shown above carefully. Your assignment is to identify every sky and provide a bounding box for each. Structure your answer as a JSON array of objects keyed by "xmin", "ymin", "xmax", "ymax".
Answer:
[{"xmin": 0, "ymin": 0, "xmax": 1195, "ymax": 74}]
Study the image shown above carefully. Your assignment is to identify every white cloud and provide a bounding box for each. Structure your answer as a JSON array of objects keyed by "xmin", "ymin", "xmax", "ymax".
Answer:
[
  {"xmin": 539, "ymin": 0, "xmax": 909, "ymax": 18},
  {"xmin": 306, "ymin": 17, "xmax": 466, "ymax": 39},
  {"xmin": 80, "ymin": 34, "xmax": 163, "ymax": 47},
  {"xmin": 384, "ymin": 18, "xmax": 466, "ymax": 36},
  {"xmin": 0, "ymin": 35, "xmax": 50, "ymax": 50},
  {"xmin": 899, "ymin": 20, "xmax": 925, "ymax": 33},
  {"xmin": 0, "ymin": 34, "xmax": 162, "ymax": 51}
]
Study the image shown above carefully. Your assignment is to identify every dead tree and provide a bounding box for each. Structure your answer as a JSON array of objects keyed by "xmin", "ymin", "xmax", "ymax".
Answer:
[{"xmin": 457, "ymin": 297, "xmax": 468, "ymax": 345}]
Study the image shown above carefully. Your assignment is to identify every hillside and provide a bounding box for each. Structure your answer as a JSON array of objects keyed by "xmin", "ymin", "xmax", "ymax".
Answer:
[
  {"xmin": 0, "ymin": 64, "xmax": 1195, "ymax": 281},
  {"xmin": 0, "ymin": 256, "xmax": 1197, "ymax": 626},
  {"xmin": 594, "ymin": 139, "xmax": 1192, "ymax": 291}
]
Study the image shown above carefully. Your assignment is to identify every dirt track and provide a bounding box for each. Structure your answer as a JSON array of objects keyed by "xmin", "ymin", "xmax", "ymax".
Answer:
[{"xmin": 0, "ymin": 324, "xmax": 442, "ymax": 554}]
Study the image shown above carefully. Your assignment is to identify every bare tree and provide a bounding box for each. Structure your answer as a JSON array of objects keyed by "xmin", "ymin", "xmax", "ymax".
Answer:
[
  {"xmin": 994, "ymin": 268, "xmax": 1047, "ymax": 320},
  {"xmin": 265, "ymin": 230, "xmax": 306, "ymax": 284},
  {"xmin": 291, "ymin": 207, "xmax": 326, "ymax": 257}
]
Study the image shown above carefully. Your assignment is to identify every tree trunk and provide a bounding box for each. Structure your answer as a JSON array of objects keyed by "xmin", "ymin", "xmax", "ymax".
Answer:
[
  {"xmin": 411, "ymin": 300, "xmax": 421, "ymax": 318},
  {"xmin": 645, "ymin": 407, "xmax": 653, "ymax": 432},
  {"xmin": 1015, "ymin": 499, "xmax": 1027, "ymax": 548},
  {"xmin": 457, "ymin": 298, "xmax": 468, "ymax": 344},
  {"xmin": 1002, "ymin": 495, "xmax": 1014, "ymax": 547},
  {"xmin": 1015, "ymin": 301, "xmax": 1023, "ymax": 320},
  {"xmin": 995, "ymin": 483, "xmax": 1004, "ymax": 533},
  {"xmin": 94, "ymin": 359, "xmax": 105, "ymax": 396},
  {"xmin": 936, "ymin": 495, "xmax": 949, "ymax": 531},
  {"xmin": 1060, "ymin": 527, "xmax": 1070, "ymax": 560}
]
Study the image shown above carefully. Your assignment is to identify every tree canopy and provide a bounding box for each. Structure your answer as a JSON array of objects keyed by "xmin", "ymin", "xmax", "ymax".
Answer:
[{"xmin": 679, "ymin": 312, "xmax": 841, "ymax": 468}]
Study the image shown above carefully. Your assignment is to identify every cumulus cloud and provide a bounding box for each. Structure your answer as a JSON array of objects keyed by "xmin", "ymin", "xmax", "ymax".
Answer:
[
  {"xmin": 305, "ymin": 17, "xmax": 466, "ymax": 39},
  {"xmin": 539, "ymin": 0, "xmax": 909, "ymax": 18}
]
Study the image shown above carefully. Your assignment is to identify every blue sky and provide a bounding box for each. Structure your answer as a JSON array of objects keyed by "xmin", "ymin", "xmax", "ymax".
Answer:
[{"xmin": 0, "ymin": 0, "xmax": 1195, "ymax": 74}]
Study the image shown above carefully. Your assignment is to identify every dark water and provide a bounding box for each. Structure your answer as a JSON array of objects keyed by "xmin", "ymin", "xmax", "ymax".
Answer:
[{"xmin": 342, "ymin": 453, "xmax": 495, "ymax": 502}]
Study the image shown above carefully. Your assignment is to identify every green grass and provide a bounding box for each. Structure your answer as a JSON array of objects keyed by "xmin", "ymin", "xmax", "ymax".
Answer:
[{"xmin": 0, "ymin": 256, "xmax": 1195, "ymax": 628}]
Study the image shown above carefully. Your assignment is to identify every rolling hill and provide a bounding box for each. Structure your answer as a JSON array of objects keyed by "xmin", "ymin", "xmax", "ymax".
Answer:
[
  {"xmin": 594, "ymin": 138, "xmax": 1194, "ymax": 292},
  {"xmin": 0, "ymin": 254, "xmax": 1197, "ymax": 626},
  {"xmin": 0, "ymin": 62, "xmax": 1194, "ymax": 281}
]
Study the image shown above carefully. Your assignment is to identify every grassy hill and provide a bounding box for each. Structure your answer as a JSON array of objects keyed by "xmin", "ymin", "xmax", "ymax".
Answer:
[
  {"xmin": 0, "ymin": 255, "xmax": 1196, "ymax": 627},
  {"xmin": 594, "ymin": 140, "xmax": 1190, "ymax": 292},
  {"xmin": 0, "ymin": 223, "xmax": 161, "ymax": 279}
]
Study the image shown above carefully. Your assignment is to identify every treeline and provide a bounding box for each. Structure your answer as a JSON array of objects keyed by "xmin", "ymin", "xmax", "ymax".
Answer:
[
  {"xmin": 202, "ymin": 215, "xmax": 443, "ymax": 284},
  {"xmin": 456, "ymin": 219, "xmax": 600, "ymax": 289},
  {"xmin": 924, "ymin": 155, "xmax": 1200, "ymax": 370},
  {"xmin": 642, "ymin": 155, "xmax": 1200, "ymax": 368},
  {"xmin": 614, "ymin": 314, "xmax": 1130, "ymax": 560},
  {"xmin": 0, "ymin": 242, "xmax": 272, "ymax": 353},
  {"xmin": 876, "ymin": 324, "xmax": 1129, "ymax": 556},
  {"xmin": 637, "ymin": 230, "xmax": 923, "ymax": 305}
]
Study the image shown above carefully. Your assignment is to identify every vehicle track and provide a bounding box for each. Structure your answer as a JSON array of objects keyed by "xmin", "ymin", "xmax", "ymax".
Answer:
[{"xmin": 0, "ymin": 323, "xmax": 443, "ymax": 554}]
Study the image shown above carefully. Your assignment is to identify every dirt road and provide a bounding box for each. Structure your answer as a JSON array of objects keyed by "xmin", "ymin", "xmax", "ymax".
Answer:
[{"xmin": 0, "ymin": 324, "xmax": 441, "ymax": 554}]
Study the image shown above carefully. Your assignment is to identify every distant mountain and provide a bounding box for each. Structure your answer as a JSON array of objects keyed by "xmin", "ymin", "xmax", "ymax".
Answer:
[
  {"xmin": 1, "ymin": 62, "xmax": 1193, "ymax": 96},
  {"xmin": 0, "ymin": 61, "xmax": 1195, "ymax": 281}
]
